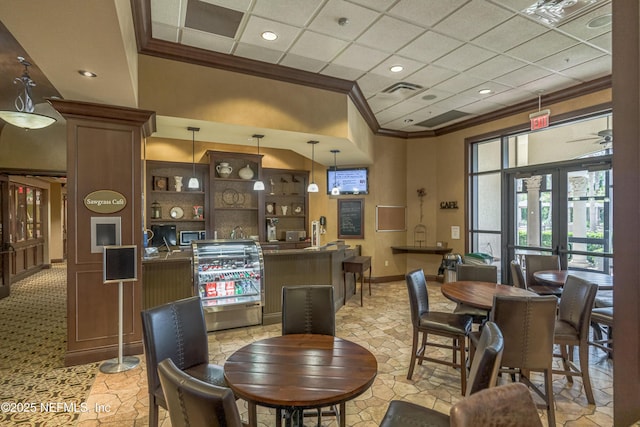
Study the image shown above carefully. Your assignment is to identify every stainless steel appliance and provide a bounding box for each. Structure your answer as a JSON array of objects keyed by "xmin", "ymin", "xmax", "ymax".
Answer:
[{"xmin": 192, "ymin": 239, "xmax": 263, "ymax": 331}]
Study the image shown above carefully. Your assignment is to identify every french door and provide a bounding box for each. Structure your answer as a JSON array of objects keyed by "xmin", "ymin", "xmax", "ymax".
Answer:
[{"xmin": 505, "ymin": 157, "xmax": 613, "ymax": 277}]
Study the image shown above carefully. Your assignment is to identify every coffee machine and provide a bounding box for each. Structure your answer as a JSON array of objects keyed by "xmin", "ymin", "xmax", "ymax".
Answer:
[{"xmin": 266, "ymin": 218, "xmax": 278, "ymax": 242}]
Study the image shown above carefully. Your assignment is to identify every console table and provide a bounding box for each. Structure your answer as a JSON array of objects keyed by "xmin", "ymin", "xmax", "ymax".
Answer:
[{"xmin": 343, "ymin": 256, "xmax": 372, "ymax": 306}]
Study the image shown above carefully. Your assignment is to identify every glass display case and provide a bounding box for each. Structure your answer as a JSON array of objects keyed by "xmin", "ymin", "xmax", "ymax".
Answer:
[{"xmin": 192, "ymin": 239, "xmax": 264, "ymax": 332}]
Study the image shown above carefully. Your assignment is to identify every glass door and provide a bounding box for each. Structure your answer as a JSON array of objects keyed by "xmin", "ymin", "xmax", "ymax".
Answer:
[{"xmin": 0, "ymin": 175, "xmax": 9, "ymax": 299}]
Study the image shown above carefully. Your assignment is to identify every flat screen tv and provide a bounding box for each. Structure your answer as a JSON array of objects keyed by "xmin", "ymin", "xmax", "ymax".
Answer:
[{"xmin": 326, "ymin": 167, "xmax": 368, "ymax": 195}]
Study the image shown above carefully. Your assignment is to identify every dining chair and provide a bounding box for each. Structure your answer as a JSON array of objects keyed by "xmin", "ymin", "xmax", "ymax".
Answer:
[
  {"xmin": 379, "ymin": 321, "xmax": 505, "ymax": 427},
  {"xmin": 452, "ymin": 264, "xmax": 497, "ymax": 323},
  {"xmin": 524, "ymin": 254, "xmax": 563, "ymax": 296},
  {"xmin": 590, "ymin": 306, "xmax": 613, "ymax": 356},
  {"xmin": 141, "ymin": 296, "xmax": 227, "ymax": 427},
  {"xmin": 552, "ymin": 275, "xmax": 598, "ymax": 404},
  {"xmin": 405, "ymin": 269, "xmax": 472, "ymax": 394},
  {"xmin": 476, "ymin": 294, "xmax": 558, "ymax": 427},
  {"xmin": 157, "ymin": 358, "xmax": 246, "ymax": 427},
  {"xmin": 510, "ymin": 260, "xmax": 527, "ymax": 289},
  {"xmin": 280, "ymin": 285, "xmax": 336, "ymax": 426}
]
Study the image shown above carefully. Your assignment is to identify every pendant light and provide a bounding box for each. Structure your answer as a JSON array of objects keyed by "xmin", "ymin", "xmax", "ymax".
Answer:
[
  {"xmin": 187, "ymin": 127, "xmax": 200, "ymax": 189},
  {"xmin": 307, "ymin": 140, "xmax": 319, "ymax": 193},
  {"xmin": 330, "ymin": 149, "xmax": 341, "ymax": 196},
  {"xmin": 253, "ymin": 134, "xmax": 265, "ymax": 191},
  {"xmin": 0, "ymin": 57, "xmax": 56, "ymax": 130}
]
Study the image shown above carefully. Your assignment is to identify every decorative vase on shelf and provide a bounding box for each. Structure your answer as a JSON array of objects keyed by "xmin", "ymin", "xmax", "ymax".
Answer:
[
  {"xmin": 216, "ymin": 162, "xmax": 233, "ymax": 178},
  {"xmin": 238, "ymin": 164, "xmax": 254, "ymax": 180},
  {"xmin": 174, "ymin": 176, "xmax": 183, "ymax": 192}
]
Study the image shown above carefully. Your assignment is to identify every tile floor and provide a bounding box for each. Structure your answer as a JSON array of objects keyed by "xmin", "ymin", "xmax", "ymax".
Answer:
[{"xmin": 75, "ymin": 279, "xmax": 622, "ymax": 427}]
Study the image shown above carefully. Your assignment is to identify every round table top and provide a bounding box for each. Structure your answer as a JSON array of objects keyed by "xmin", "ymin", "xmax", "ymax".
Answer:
[
  {"xmin": 533, "ymin": 269, "xmax": 613, "ymax": 290},
  {"xmin": 441, "ymin": 281, "xmax": 537, "ymax": 310},
  {"xmin": 224, "ymin": 334, "xmax": 378, "ymax": 409}
]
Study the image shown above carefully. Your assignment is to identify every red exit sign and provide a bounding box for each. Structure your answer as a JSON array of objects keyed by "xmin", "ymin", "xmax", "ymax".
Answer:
[{"xmin": 529, "ymin": 109, "xmax": 551, "ymax": 130}]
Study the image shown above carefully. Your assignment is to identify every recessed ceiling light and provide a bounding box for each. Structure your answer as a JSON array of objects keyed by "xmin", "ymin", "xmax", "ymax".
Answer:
[
  {"xmin": 78, "ymin": 70, "xmax": 97, "ymax": 78},
  {"xmin": 587, "ymin": 13, "xmax": 612, "ymax": 29},
  {"xmin": 478, "ymin": 88, "xmax": 492, "ymax": 95},
  {"xmin": 390, "ymin": 65, "xmax": 404, "ymax": 73},
  {"xmin": 261, "ymin": 31, "xmax": 278, "ymax": 41}
]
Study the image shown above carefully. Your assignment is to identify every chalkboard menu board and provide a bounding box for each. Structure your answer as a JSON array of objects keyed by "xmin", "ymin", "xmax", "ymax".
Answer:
[{"xmin": 338, "ymin": 198, "xmax": 364, "ymax": 239}]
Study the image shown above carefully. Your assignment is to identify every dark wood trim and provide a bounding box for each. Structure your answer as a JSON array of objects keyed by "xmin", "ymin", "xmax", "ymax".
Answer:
[{"xmin": 130, "ymin": 0, "xmax": 611, "ymax": 140}]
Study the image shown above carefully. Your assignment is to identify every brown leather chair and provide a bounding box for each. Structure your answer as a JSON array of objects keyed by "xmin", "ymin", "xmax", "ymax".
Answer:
[
  {"xmin": 590, "ymin": 306, "xmax": 613, "ymax": 356},
  {"xmin": 449, "ymin": 383, "xmax": 543, "ymax": 427},
  {"xmin": 141, "ymin": 296, "xmax": 227, "ymax": 427},
  {"xmin": 281, "ymin": 285, "xmax": 335, "ymax": 335},
  {"xmin": 405, "ymin": 269, "xmax": 472, "ymax": 394},
  {"xmin": 484, "ymin": 294, "xmax": 558, "ymax": 427},
  {"xmin": 524, "ymin": 254, "xmax": 562, "ymax": 295},
  {"xmin": 552, "ymin": 275, "xmax": 598, "ymax": 404},
  {"xmin": 510, "ymin": 260, "xmax": 526, "ymax": 289},
  {"xmin": 379, "ymin": 321, "xmax": 505, "ymax": 427},
  {"xmin": 157, "ymin": 358, "xmax": 246, "ymax": 427},
  {"xmin": 453, "ymin": 264, "xmax": 498, "ymax": 322}
]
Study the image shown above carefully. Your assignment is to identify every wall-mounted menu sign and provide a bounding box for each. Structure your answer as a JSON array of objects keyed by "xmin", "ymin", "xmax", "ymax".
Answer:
[
  {"xmin": 338, "ymin": 198, "xmax": 364, "ymax": 239},
  {"xmin": 84, "ymin": 190, "xmax": 127, "ymax": 214}
]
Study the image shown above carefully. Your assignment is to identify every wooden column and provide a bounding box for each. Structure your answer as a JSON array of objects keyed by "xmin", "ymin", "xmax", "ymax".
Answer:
[
  {"xmin": 50, "ymin": 99, "xmax": 155, "ymax": 366},
  {"xmin": 612, "ymin": 2, "xmax": 640, "ymax": 425}
]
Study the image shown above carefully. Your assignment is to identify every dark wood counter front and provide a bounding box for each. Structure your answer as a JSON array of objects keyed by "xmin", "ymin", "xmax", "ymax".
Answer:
[{"xmin": 142, "ymin": 251, "xmax": 193, "ymax": 309}]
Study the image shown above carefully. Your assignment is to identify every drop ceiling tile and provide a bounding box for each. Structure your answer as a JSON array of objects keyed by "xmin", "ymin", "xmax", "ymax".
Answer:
[
  {"xmin": 201, "ymin": 0, "xmax": 252, "ymax": 12},
  {"xmin": 182, "ymin": 28, "xmax": 236, "ymax": 53},
  {"xmin": 406, "ymin": 65, "xmax": 458, "ymax": 89},
  {"xmin": 460, "ymin": 81, "xmax": 513, "ymax": 100},
  {"xmin": 459, "ymin": 99, "xmax": 508, "ymax": 115},
  {"xmin": 251, "ymin": 0, "xmax": 324, "ymax": 26},
  {"xmin": 234, "ymin": 42, "xmax": 283, "ymax": 63},
  {"xmin": 289, "ymin": 31, "xmax": 349, "ymax": 62},
  {"xmin": 433, "ymin": 44, "xmax": 497, "ymax": 72},
  {"xmin": 410, "ymin": 88, "xmax": 455, "ymax": 106},
  {"xmin": 431, "ymin": 93, "xmax": 480, "ymax": 111},
  {"xmin": 376, "ymin": 99, "xmax": 429, "ymax": 124},
  {"xmin": 465, "ymin": 55, "xmax": 527, "ymax": 80},
  {"xmin": 398, "ymin": 31, "xmax": 464, "ymax": 64},
  {"xmin": 369, "ymin": 55, "xmax": 426, "ymax": 80},
  {"xmin": 239, "ymin": 16, "xmax": 301, "ymax": 51},
  {"xmin": 485, "ymin": 88, "xmax": 536, "ymax": 105},
  {"xmin": 389, "ymin": 0, "xmax": 468, "ymax": 27},
  {"xmin": 588, "ymin": 32, "xmax": 611, "ymax": 53},
  {"xmin": 433, "ymin": 0, "xmax": 515, "ymax": 41},
  {"xmin": 487, "ymin": 0, "xmax": 535, "ymax": 12},
  {"xmin": 357, "ymin": 73, "xmax": 398, "ymax": 94},
  {"xmin": 367, "ymin": 94, "xmax": 403, "ymax": 113},
  {"xmin": 433, "ymin": 73, "xmax": 486, "ymax": 94},
  {"xmin": 152, "ymin": 22, "xmax": 180, "ymax": 43},
  {"xmin": 151, "ymin": 0, "xmax": 181, "ymax": 26},
  {"xmin": 347, "ymin": 0, "xmax": 393, "ymax": 12},
  {"xmin": 507, "ymin": 31, "xmax": 578, "ymax": 63},
  {"xmin": 320, "ymin": 63, "xmax": 366, "ymax": 80},
  {"xmin": 308, "ymin": 0, "xmax": 380, "ymax": 40},
  {"xmin": 518, "ymin": 73, "xmax": 579, "ymax": 94},
  {"xmin": 356, "ymin": 15, "xmax": 424, "ymax": 53},
  {"xmin": 473, "ymin": 15, "xmax": 547, "ymax": 52},
  {"xmin": 560, "ymin": 55, "xmax": 611, "ymax": 81},
  {"xmin": 332, "ymin": 44, "xmax": 389, "ymax": 71},
  {"xmin": 557, "ymin": 2, "xmax": 611, "ymax": 40},
  {"xmin": 494, "ymin": 64, "xmax": 552, "ymax": 87},
  {"xmin": 279, "ymin": 53, "xmax": 327, "ymax": 72},
  {"xmin": 536, "ymin": 44, "xmax": 605, "ymax": 72}
]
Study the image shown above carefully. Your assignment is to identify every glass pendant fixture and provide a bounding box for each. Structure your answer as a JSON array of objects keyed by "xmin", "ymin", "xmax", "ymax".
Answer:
[
  {"xmin": 330, "ymin": 149, "xmax": 341, "ymax": 196},
  {"xmin": 253, "ymin": 134, "xmax": 265, "ymax": 191},
  {"xmin": 0, "ymin": 57, "xmax": 56, "ymax": 130},
  {"xmin": 307, "ymin": 140, "xmax": 319, "ymax": 193},
  {"xmin": 187, "ymin": 127, "xmax": 200, "ymax": 189}
]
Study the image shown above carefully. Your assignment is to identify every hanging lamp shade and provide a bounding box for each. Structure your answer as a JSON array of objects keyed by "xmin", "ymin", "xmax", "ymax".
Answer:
[
  {"xmin": 0, "ymin": 57, "xmax": 56, "ymax": 130},
  {"xmin": 252, "ymin": 134, "xmax": 265, "ymax": 191},
  {"xmin": 307, "ymin": 140, "xmax": 319, "ymax": 193},
  {"xmin": 330, "ymin": 149, "xmax": 340, "ymax": 196},
  {"xmin": 187, "ymin": 127, "xmax": 200, "ymax": 189}
]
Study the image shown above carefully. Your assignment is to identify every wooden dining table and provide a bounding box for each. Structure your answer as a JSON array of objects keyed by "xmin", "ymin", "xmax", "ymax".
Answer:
[
  {"xmin": 441, "ymin": 281, "xmax": 537, "ymax": 310},
  {"xmin": 533, "ymin": 269, "xmax": 613, "ymax": 290},
  {"xmin": 223, "ymin": 334, "xmax": 378, "ymax": 427}
]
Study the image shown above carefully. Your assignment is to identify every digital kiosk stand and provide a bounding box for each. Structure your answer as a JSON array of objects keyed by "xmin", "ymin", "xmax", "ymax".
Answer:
[{"xmin": 100, "ymin": 245, "xmax": 140, "ymax": 373}]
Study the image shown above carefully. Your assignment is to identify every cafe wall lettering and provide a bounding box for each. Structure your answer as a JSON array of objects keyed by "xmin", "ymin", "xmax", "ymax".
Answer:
[
  {"xmin": 338, "ymin": 198, "xmax": 364, "ymax": 239},
  {"xmin": 440, "ymin": 201, "xmax": 458, "ymax": 209},
  {"xmin": 84, "ymin": 190, "xmax": 127, "ymax": 214}
]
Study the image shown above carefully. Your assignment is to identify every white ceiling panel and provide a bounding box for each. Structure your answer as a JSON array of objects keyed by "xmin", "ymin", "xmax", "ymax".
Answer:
[
  {"xmin": 561, "ymin": 55, "xmax": 611, "ymax": 81},
  {"xmin": 398, "ymin": 31, "xmax": 464, "ymax": 64},
  {"xmin": 356, "ymin": 15, "xmax": 424, "ymax": 53},
  {"xmin": 433, "ymin": 44, "xmax": 497, "ymax": 72},
  {"xmin": 234, "ymin": 42, "xmax": 283, "ymax": 63},
  {"xmin": 251, "ymin": 0, "xmax": 324, "ymax": 27},
  {"xmin": 367, "ymin": 93, "xmax": 403, "ymax": 114},
  {"xmin": 485, "ymin": 88, "xmax": 536, "ymax": 105},
  {"xmin": 433, "ymin": 73, "xmax": 486, "ymax": 94},
  {"xmin": 588, "ymin": 32, "xmax": 612, "ymax": 53},
  {"xmin": 332, "ymin": 43, "xmax": 389, "ymax": 71},
  {"xmin": 487, "ymin": 0, "xmax": 535, "ymax": 12},
  {"xmin": 151, "ymin": 0, "xmax": 182, "ymax": 26},
  {"xmin": 507, "ymin": 31, "xmax": 579, "ymax": 63},
  {"xmin": 433, "ymin": 0, "xmax": 515, "ymax": 41},
  {"xmin": 369, "ymin": 55, "xmax": 425, "ymax": 80},
  {"xmin": 431, "ymin": 93, "xmax": 480, "ymax": 111},
  {"xmin": 239, "ymin": 16, "xmax": 301, "ymax": 51},
  {"xmin": 152, "ymin": 22, "xmax": 180, "ymax": 43},
  {"xmin": 409, "ymin": 87, "xmax": 455, "ymax": 106},
  {"xmin": 557, "ymin": 3, "xmax": 611, "ymax": 40},
  {"xmin": 460, "ymin": 81, "xmax": 513, "ymax": 99},
  {"xmin": 518, "ymin": 73, "xmax": 579, "ymax": 94},
  {"xmin": 536, "ymin": 44, "xmax": 605, "ymax": 72},
  {"xmin": 473, "ymin": 15, "xmax": 547, "ymax": 52},
  {"xmin": 308, "ymin": 0, "xmax": 380, "ymax": 40},
  {"xmin": 182, "ymin": 28, "xmax": 236, "ymax": 53},
  {"xmin": 389, "ymin": 0, "xmax": 469, "ymax": 27},
  {"xmin": 465, "ymin": 55, "xmax": 527, "ymax": 80},
  {"xmin": 495, "ymin": 64, "xmax": 552, "ymax": 87},
  {"xmin": 289, "ymin": 31, "xmax": 349, "ymax": 62},
  {"xmin": 202, "ymin": 0, "xmax": 252, "ymax": 12},
  {"xmin": 346, "ymin": 0, "xmax": 394, "ymax": 12},
  {"xmin": 406, "ymin": 65, "xmax": 458, "ymax": 89},
  {"xmin": 320, "ymin": 63, "xmax": 366, "ymax": 80},
  {"xmin": 280, "ymin": 53, "xmax": 327, "ymax": 73},
  {"xmin": 459, "ymin": 99, "xmax": 508, "ymax": 114},
  {"xmin": 358, "ymin": 73, "xmax": 399, "ymax": 96}
]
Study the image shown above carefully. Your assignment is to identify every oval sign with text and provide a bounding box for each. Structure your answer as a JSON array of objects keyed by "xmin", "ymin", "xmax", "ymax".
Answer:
[{"xmin": 84, "ymin": 190, "xmax": 127, "ymax": 214}]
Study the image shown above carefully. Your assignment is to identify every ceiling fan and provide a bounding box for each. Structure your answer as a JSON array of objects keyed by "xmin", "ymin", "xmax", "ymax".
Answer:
[{"xmin": 566, "ymin": 115, "xmax": 612, "ymax": 145}]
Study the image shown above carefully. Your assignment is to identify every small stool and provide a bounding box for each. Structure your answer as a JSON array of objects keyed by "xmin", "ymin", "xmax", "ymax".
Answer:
[
  {"xmin": 343, "ymin": 256, "xmax": 372, "ymax": 306},
  {"xmin": 590, "ymin": 306, "xmax": 613, "ymax": 357}
]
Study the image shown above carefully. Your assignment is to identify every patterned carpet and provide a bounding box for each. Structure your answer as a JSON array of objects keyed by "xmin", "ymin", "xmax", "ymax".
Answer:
[{"xmin": 0, "ymin": 263, "xmax": 98, "ymax": 426}]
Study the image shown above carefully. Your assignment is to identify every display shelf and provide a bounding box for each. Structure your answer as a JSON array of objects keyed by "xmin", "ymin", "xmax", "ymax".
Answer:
[{"xmin": 263, "ymin": 168, "xmax": 309, "ymax": 242}]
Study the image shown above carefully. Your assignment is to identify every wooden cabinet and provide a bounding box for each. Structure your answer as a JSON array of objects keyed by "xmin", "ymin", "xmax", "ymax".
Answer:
[
  {"xmin": 263, "ymin": 168, "xmax": 309, "ymax": 242},
  {"xmin": 208, "ymin": 151, "xmax": 263, "ymax": 241},
  {"xmin": 145, "ymin": 160, "xmax": 208, "ymax": 238}
]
